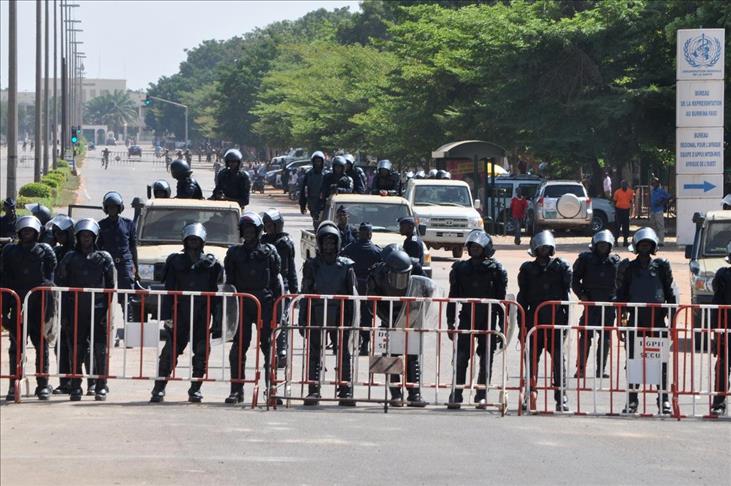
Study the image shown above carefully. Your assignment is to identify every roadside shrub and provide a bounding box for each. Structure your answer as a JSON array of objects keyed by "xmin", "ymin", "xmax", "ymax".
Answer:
[{"xmin": 19, "ymin": 182, "xmax": 52, "ymax": 198}]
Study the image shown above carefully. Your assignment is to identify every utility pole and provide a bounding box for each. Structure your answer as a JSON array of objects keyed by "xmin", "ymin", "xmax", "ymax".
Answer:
[
  {"xmin": 43, "ymin": 0, "xmax": 50, "ymax": 175},
  {"xmin": 34, "ymin": 0, "xmax": 42, "ymax": 182},
  {"xmin": 7, "ymin": 0, "xmax": 19, "ymax": 198},
  {"xmin": 52, "ymin": 0, "xmax": 58, "ymax": 168},
  {"xmin": 60, "ymin": 0, "xmax": 66, "ymax": 157}
]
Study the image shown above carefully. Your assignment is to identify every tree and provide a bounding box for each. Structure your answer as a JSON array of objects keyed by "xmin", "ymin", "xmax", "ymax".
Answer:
[{"xmin": 84, "ymin": 89, "xmax": 137, "ymax": 136}]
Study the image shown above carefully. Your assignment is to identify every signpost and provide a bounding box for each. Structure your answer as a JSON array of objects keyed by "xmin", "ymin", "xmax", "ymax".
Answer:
[{"xmin": 675, "ymin": 29, "xmax": 725, "ymax": 245}]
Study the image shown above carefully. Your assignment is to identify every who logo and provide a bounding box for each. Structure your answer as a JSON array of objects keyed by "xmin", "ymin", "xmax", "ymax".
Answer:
[{"xmin": 683, "ymin": 33, "xmax": 722, "ymax": 68}]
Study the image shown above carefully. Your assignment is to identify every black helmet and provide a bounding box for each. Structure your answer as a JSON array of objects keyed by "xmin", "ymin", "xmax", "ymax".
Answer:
[
  {"xmin": 49, "ymin": 214, "xmax": 74, "ymax": 232},
  {"xmin": 414, "ymin": 170, "xmax": 426, "ymax": 179},
  {"xmin": 15, "ymin": 215, "xmax": 43, "ymax": 237},
  {"xmin": 102, "ymin": 191, "xmax": 124, "ymax": 213},
  {"xmin": 465, "ymin": 229, "xmax": 494, "ymax": 257},
  {"xmin": 316, "ymin": 220, "xmax": 341, "ymax": 253},
  {"xmin": 3, "ymin": 197, "xmax": 15, "ymax": 209},
  {"xmin": 25, "ymin": 203, "xmax": 52, "ymax": 225},
  {"xmin": 152, "ymin": 180, "xmax": 171, "ymax": 198},
  {"xmin": 224, "ymin": 148, "xmax": 243, "ymax": 165},
  {"xmin": 344, "ymin": 153, "xmax": 356, "ymax": 166},
  {"xmin": 239, "ymin": 211, "xmax": 263, "ymax": 239},
  {"xmin": 311, "ymin": 151, "xmax": 325, "ymax": 164},
  {"xmin": 384, "ymin": 249, "xmax": 412, "ymax": 290},
  {"xmin": 405, "ymin": 170, "xmax": 415, "ymax": 179},
  {"xmin": 170, "ymin": 159, "xmax": 192, "ymax": 180},
  {"xmin": 332, "ymin": 155, "xmax": 347, "ymax": 170},
  {"xmin": 381, "ymin": 243, "xmax": 402, "ymax": 262},
  {"xmin": 261, "ymin": 208, "xmax": 284, "ymax": 233},
  {"xmin": 182, "ymin": 222, "xmax": 207, "ymax": 244},
  {"xmin": 629, "ymin": 227, "xmax": 659, "ymax": 255},
  {"xmin": 436, "ymin": 170, "xmax": 451, "ymax": 180},
  {"xmin": 74, "ymin": 218, "xmax": 100, "ymax": 239},
  {"xmin": 377, "ymin": 159, "xmax": 392, "ymax": 172},
  {"xmin": 428, "ymin": 169, "xmax": 438, "ymax": 179},
  {"xmin": 529, "ymin": 230, "xmax": 556, "ymax": 257},
  {"xmin": 590, "ymin": 229, "xmax": 615, "ymax": 252}
]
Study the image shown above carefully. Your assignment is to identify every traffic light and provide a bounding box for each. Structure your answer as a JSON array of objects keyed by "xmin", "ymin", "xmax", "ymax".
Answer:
[
  {"xmin": 71, "ymin": 127, "xmax": 79, "ymax": 144},
  {"xmin": 144, "ymin": 95, "xmax": 151, "ymax": 106}
]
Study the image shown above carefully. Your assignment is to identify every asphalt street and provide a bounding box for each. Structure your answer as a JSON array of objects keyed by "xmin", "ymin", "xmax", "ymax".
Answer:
[{"xmin": 1, "ymin": 146, "xmax": 728, "ymax": 485}]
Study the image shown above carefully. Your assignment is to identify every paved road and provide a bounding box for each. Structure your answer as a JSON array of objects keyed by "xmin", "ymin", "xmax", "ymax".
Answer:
[{"xmin": 1, "ymin": 146, "xmax": 728, "ymax": 485}]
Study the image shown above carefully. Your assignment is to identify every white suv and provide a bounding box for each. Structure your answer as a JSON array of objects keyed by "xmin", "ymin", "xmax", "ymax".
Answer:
[
  {"xmin": 526, "ymin": 180, "xmax": 593, "ymax": 235},
  {"xmin": 404, "ymin": 179, "xmax": 484, "ymax": 258}
]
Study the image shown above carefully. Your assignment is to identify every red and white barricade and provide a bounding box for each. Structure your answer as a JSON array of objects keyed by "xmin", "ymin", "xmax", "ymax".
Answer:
[{"xmin": 0, "ymin": 288, "xmax": 23, "ymax": 403}]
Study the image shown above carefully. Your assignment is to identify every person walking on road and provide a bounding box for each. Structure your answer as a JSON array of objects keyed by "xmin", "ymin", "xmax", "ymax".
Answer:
[
  {"xmin": 510, "ymin": 188, "xmax": 528, "ymax": 245},
  {"xmin": 649, "ymin": 178, "xmax": 671, "ymax": 246},
  {"xmin": 447, "ymin": 230, "xmax": 507, "ymax": 409},
  {"xmin": 613, "ymin": 180, "xmax": 634, "ymax": 247}
]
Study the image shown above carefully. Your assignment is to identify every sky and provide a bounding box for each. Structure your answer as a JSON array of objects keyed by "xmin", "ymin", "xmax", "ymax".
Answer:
[{"xmin": 0, "ymin": 0, "xmax": 360, "ymax": 92}]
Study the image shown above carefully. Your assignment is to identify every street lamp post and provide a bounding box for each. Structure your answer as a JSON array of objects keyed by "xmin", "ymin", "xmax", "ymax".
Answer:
[{"xmin": 146, "ymin": 95, "xmax": 188, "ymax": 147}]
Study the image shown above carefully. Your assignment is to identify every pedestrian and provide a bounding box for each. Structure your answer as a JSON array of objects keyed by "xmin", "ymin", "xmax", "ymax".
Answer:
[
  {"xmin": 212, "ymin": 149, "xmax": 251, "ymax": 208},
  {"xmin": 517, "ymin": 230, "xmax": 572, "ymax": 412},
  {"xmin": 261, "ymin": 209, "xmax": 299, "ymax": 368},
  {"xmin": 56, "ymin": 219, "xmax": 115, "ymax": 401},
  {"xmin": 299, "ymin": 151, "xmax": 327, "ymax": 228},
  {"xmin": 603, "ymin": 171, "xmax": 612, "ymax": 199},
  {"xmin": 571, "ymin": 230, "xmax": 619, "ymax": 379},
  {"xmin": 616, "ymin": 227, "xmax": 676, "ymax": 414},
  {"xmin": 150, "ymin": 223, "xmax": 222, "ymax": 403},
  {"xmin": 170, "ymin": 159, "xmax": 203, "ymax": 199},
  {"xmin": 446, "ymin": 230, "xmax": 507, "ymax": 409},
  {"xmin": 710, "ymin": 242, "xmax": 731, "ymax": 415},
  {"xmin": 0, "ymin": 198, "xmax": 17, "ymax": 238},
  {"xmin": 299, "ymin": 221, "xmax": 357, "ymax": 406},
  {"xmin": 613, "ymin": 180, "xmax": 634, "ymax": 247},
  {"xmin": 370, "ymin": 159, "xmax": 402, "ymax": 196},
  {"xmin": 649, "ymin": 178, "xmax": 671, "ymax": 246},
  {"xmin": 398, "ymin": 216, "xmax": 424, "ymax": 275},
  {"xmin": 1, "ymin": 216, "xmax": 57, "ymax": 401},
  {"xmin": 335, "ymin": 205, "xmax": 357, "ymax": 249},
  {"xmin": 224, "ymin": 212, "xmax": 281, "ymax": 404},
  {"xmin": 510, "ymin": 188, "xmax": 528, "ymax": 245},
  {"xmin": 341, "ymin": 222, "xmax": 383, "ymax": 355},
  {"xmin": 367, "ymin": 248, "xmax": 433, "ymax": 407}
]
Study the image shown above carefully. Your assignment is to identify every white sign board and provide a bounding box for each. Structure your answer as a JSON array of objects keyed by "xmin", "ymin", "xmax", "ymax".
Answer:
[
  {"xmin": 676, "ymin": 127, "xmax": 724, "ymax": 174},
  {"xmin": 628, "ymin": 336, "xmax": 669, "ymax": 385},
  {"xmin": 677, "ymin": 29, "xmax": 725, "ymax": 80},
  {"xmin": 676, "ymin": 80, "xmax": 724, "ymax": 127},
  {"xmin": 675, "ymin": 173, "xmax": 725, "ymax": 199},
  {"xmin": 374, "ymin": 328, "xmax": 421, "ymax": 355},
  {"xmin": 676, "ymin": 198, "xmax": 724, "ymax": 245}
]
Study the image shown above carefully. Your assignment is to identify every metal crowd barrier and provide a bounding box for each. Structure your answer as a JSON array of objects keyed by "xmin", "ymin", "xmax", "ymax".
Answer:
[
  {"xmin": 268, "ymin": 293, "xmax": 523, "ymax": 414},
  {"xmin": 7, "ymin": 286, "xmax": 263, "ymax": 406},
  {"xmin": 0, "ymin": 288, "xmax": 23, "ymax": 403}
]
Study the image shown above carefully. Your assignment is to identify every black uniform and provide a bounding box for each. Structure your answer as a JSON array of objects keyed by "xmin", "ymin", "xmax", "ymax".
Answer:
[
  {"xmin": 262, "ymin": 232, "xmax": 298, "ymax": 361},
  {"xmin": 320, "ymin": 171, "xmax": 353, "ymax": 202},
  {"xmin": 447, "ymin": 257, "xmax": 507, "ymax": 403},
  {"xmin": 616, "ymin": 256, "xmax": 676, "ymax": 406},
  {"xmin": 338, "ymin": 223, "xmax": 358, "ymax": 249},
  {"xmin": 346, "ymin": 167, "xmax": 366, "ymax": 194},
  {"xmin": 225, "ymin": 242, "xmax": 281, "ymax": 395},
  {"xmin": 155, "ymin": 252, "xmax": 222, "ymax": 391},
  {"xmin": 571, "ymin": 251, "xmax": 620, "ymax": 377},
  {"xmin": 341, "ymin": 239, "xmax": 382, "ymax": 349},
  {"xmin": 403, "ymin": 233, "xmax": 425, "ymax": 276},
  {"xmin": 213, "ymin": 168, "xmax": 251, "ymax": 208},
  {"xmin": 370, "ymin": 173, "xmax": 401, "ymax": 196},
  {"xmin": 1, "ymin": 241, "xmax": 57, "ymax": 395},
  {"xmin": 52, "ymin": 235, "xmax": 76, "ymax": 392},
  {"xmin": 299, "ymin": 167, "xmax": 325, "ymax": 223},
  {"xmin": 97, "ymin": 216, "xmax": 138, "ymax": 297},
  {"xmin": 176, "ymin": 177, "xmax": 204, "ymax": 199},
  {"xmin": 300, "ymin": 255, "xmax": 357, "ymax": 398},
  {"xmin": 711, "ymin": 266, "xmax": 731, "ymax": 410},
  {"xmin": 517, "ymin": 257, "xmax": 572, "ymax": 405},
  {"xmin": 0, "ymin": 212, "xmax": 15, "ymax": 238},
  {"xmin": 56, "ymin": 249, "xmax": 115, "ymax": 394}
]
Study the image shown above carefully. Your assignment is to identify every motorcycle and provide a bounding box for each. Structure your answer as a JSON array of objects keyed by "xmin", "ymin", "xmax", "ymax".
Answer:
[{"xmin": 253, "ymin": 175, "xmax": 265, "ymax": 194}]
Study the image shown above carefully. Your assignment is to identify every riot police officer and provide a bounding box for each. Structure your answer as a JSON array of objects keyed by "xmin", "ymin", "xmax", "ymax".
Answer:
[
  {"xmin": 150, "ymin": 223, "xmax": 223, "ymax": 403},
  {"xmin": 299, "ymin": 221, "xmax": 358, "ymax": 406},
  {"xmin": 97, "ymin": 192, "xmax": 138, "ymax": 302},
  {"xmin": 0, "ymin": 198, "xmax": 16, "ymax": 238},
  {"xmin": 616, "ymin": 227, "xmax": 676, "ymax": 415},
  {"xmin": 56, "ymin": 219, "xmax": 116, "ymax": 401},
  {"xmin": 370, "ymin": 159, "xmax": 401, "ymax": 196},
  {"xmin": 368, "ymin": 248, "xmax": 432, "ymax": 407},
  {"xmin": 399, "ymin": 216, "xmax": 424, "ymax": 275},
  {"xmin": 517, "ymin": 230, "xmax": 572, "ymax": 412},
  {"xmin": 299, "ymin": 151, "xmax": 327, "ymax": 227},
  {"xmin": 1, "ymin": 216, "xmax": 57, "ymax": 401},
  {"xmin": 261, "ymin": 209, "xmax": 299, "ymax": 368},
  {"xmin": 344, "ymin": 153, "xmax": 366, "ymax": 194},
  {"xmin": 170, "ymin": 159, "xmax": 203, "ymax": 199},
  {"xmin": 335, "ymin": 205, "xmax": 357, "ymax": 249},
  {"xmin": 571, "ymin": 230, "xmax": 619, "ymax": 379},
  {"xmin": 26, "ymin": 203, "xmax": 53, "ymax": 243},
  {"xmin": 711, "ymin": 242, "xmax": 731, "ymax": 415},
  {"xmin": 321, "ymin": 155, "xmax": 354, "ymax": 203},
  {"xmin": 150, "ymin": 180, "xmax": 171, "ymax": 199},
  {"xmin": 341, "ymin": 222, "xmax": 383, "ymax": 355},
  {"xmin": 447, "ymin": 230, "xmax": 507, "ymax": 409},
  {"xmin": 48, "ymin": 214, "xmax": 76, "ymax": 395},
  {"xmin": 224, "ymin": 212, "xmax": 281, "ymax": 404},
  {"xmin": 212, "ymin": 148, "xmax": 251, "ymax": 208}
]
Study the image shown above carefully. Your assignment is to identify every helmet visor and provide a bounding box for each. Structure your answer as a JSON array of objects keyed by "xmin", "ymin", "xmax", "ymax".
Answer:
[{"xmin": 387, "ymin": 270, "xmax": 411, "ymax": 290}]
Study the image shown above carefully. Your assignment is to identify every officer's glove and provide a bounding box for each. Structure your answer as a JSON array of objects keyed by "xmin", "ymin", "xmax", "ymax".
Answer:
[{"xmin": 447, "ymin": 323, "xmax": 456, "ymax": 341}]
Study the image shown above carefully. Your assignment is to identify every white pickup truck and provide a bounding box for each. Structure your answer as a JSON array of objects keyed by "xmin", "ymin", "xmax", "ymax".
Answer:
[
  {"xmin": 301, "ymin": 193, "xmax": 432, "ymax": 276},
  {"xmin": 404, "ymin": 179, "xmax": 484, "ymax": 258}
]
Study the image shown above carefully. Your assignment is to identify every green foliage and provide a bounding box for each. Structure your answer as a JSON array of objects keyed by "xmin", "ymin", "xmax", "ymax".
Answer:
[
  {"xmin": 84, "ymin": 90, "xmax": 138, "ymax": 135},
  {"xmin": 19, "ymin": 183, "xmax": 52, "ymax": 198},
  {"xmin": 56, "ymin": 159, "xmax": 70, "ymax": 169}
]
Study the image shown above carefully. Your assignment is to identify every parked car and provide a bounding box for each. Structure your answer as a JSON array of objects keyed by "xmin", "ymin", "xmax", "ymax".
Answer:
[
  {"xmin": 483, "ymin": 175, "xmax": 542, "ymax": 234},
  {"xmin": 525, "ymin": 180, "xmax": 593, "ymax": 235},
  {"xmin": 271, "ymin": 148, "xmax": 308, "ymax": 166},
  {"xmin": 128, "ymin": 145, "xmax": 143, "ymax": 157}
]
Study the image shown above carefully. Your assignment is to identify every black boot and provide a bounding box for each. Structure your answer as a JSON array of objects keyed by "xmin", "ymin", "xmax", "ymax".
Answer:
[
  {"xmin": 304, "ymin": 385, "xmax": 321, "ymax": 406},
  {"xmin": 94, "ymin": 382, "xmax": 109, "ymax": 401},
  {"xmin": 86, "ymin": 379, "xmax": 96, "ymax": 396},
  {"xmin": 5, "ymin": 382, "xmax": 16, "ymax": 402},
  {"xmin": 406, "ymin": 357, "xmax": 426, "ymax": 407},
  {"xmin": 554, "ymin": 390, "xmax": 569, "ymax": 412},
  {"xmin": 447, "ymin": 390, "xmax": 463, "ymax": 409},
  {"xmin": 623, "ymin": 392, "xmax": 638, "ymax": 414},
  {"xmin": 337, "ymin": 386, "xmax": 355, "ymax": 407},
  {"xmin": 150, "ymin": 381, "xmax": 167, "ymax": 403},
  {"xmin": 711, "ymin": 395, "xmax": 727, "ymax": 416},
  {"xmin": 225, "ymin": 384, "xmax": 244, "ymax": 404},
  {"xmin": 35, "ymin": 383, "xmax": 52, "ymax": 401},
  {"xmin": 188, "ymin": 381, "xmax": 203, "ymax": 403}
]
